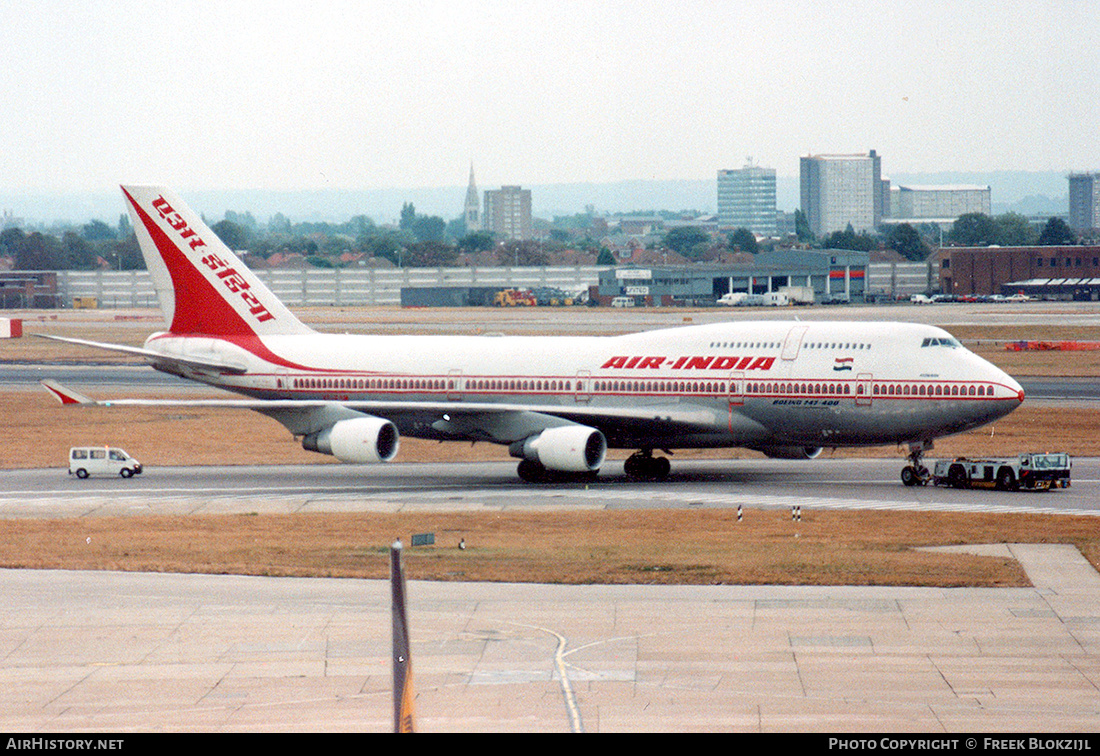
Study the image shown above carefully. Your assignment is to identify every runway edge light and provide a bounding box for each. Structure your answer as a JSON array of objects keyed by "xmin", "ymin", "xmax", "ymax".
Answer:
[{"xmin": 391, "ymin": 540, "xmax": 416, "ymax": 733}]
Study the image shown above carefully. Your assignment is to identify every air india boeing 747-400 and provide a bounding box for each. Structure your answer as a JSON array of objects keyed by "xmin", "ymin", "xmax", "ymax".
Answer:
[{"xmin": 41, "ymin": 185, "xmax": 1025, "ymax": 484}]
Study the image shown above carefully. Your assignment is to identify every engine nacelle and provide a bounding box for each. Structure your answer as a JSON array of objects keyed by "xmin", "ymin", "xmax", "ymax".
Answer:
[
  {"xmin": 302, "ymin": 417, "xmax": 400, "ymax": 464},
  {"xmin": 514, "ymin": 425, "xmax": 607, "ymax": 472},
  {"xmin": 755, "ymin": 445, "xmax": 823, "ymax": 460}
]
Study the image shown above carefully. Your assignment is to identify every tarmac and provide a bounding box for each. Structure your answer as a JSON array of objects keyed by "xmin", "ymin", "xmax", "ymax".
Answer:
[{"xmin": 0, "ymin": 543, "xmax": 1098, "ymax": 733}]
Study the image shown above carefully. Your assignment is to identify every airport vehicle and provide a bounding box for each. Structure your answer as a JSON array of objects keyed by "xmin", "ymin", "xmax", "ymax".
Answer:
[
  {"xmin": 610, "ymin": 296, "xmax": 635, "ymax": 308},
  {"xmin": 778, "ymin": 286, "xmax": 814, "ymax": 305},
  {"xmin": 717, "ymin": 292, "xmax": 747, "ymax": 306},
  {"xmin": 930, "ymin": 452, "xmax": 1071, "ymax": 491},
  {"xmin": 734, "ymin": 294, "xmax": 768, "ymax": 307},
  {"xmin": 910, "ymin": 294, "xmax": 933, "ymax": 304},
  {"xmin": 532, "ymin": 287, "xmax": 573, "ymax": 306},
  {"xmin": 69, "ymin": 446, "xmax": 143, "ymax": 479},
  {"xmin": 41, "ymin": 186, "xmax": 1025, "ymax": 484},
  {"xmin": 493, "ymin": 288, "xmax": 535, "ymax": 307}
]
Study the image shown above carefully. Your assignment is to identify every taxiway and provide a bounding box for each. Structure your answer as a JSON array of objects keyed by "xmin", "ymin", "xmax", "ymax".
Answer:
[{"xmin": 4, "ymin": 457, "xmax": 1099, "ymax": 518}]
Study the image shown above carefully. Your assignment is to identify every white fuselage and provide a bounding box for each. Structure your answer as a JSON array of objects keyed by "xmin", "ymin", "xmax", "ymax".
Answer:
[{"xmin": 145, "ymin": 319, "xmax": 1024, "ymax": 452}]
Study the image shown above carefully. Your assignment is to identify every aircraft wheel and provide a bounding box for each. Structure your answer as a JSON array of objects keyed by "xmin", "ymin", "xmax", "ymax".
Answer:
[
  {"xmin": 624, "ymin": 453, "xmax": 669, "ymax": 481},
  {"xmin": 996, "ymin": 467, "xmax": 1018, "ymax": 491},
  {"xmin": 517, "ymin": 459, "xmax": 549, "ymax": 483},
  {"xmin": 653, "ymin": 456, "xmax": 671, "ymax": 480},
  {"xmin": 623, "ymin": 454, "xmax": 643, "ymax": 479},
  {"xmin": 948, "ymin": 464, "xmax": 969, "ymax": 489},
  {"xmin": 75, "ymin": 468, "xmax": 89, "ymax": 479},
  {"xmin": 900, "ymin": 466, "xmax": 919, "ymax": 487}
]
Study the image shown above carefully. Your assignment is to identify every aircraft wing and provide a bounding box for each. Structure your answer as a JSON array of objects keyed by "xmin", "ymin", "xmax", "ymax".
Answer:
[
  {"xmin": 35, "ymin": 335, "xmax": 248, "ymax": 375},
  {"xmin": 40, "ymin": 380, "xmax": 736, "ymax": 444}
]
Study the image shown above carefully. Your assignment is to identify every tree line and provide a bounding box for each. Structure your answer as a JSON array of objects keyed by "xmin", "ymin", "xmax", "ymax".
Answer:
[{"xmin": 0, "ymin": 201, "xmax": 1084, "ymax": 272}]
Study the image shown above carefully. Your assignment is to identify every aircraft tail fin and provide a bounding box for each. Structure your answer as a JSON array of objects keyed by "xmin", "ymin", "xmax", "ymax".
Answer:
[{"xmin": 121, "ymin": 185, "xmax": 312, "ymax": 338}]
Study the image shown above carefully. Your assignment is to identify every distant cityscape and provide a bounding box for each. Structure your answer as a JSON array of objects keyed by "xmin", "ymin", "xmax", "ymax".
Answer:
[
  {"xmin": 459, "ymin": 151, "xmax": 1095, "ymax": 243},
  {"xmin": 0, "ymin": 149, "xmax": 1097, "ymax": 289}
]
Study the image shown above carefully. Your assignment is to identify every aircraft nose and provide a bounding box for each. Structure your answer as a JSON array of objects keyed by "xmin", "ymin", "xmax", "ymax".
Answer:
[{"xmin": 990, "ymin": 368, "xmax": 1025, "ymax": 413}]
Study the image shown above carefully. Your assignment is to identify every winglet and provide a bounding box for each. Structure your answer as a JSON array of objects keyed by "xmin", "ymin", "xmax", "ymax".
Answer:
[{"xmin": 41, "ymin": 380, "xmax": 95, "ymax": 405}]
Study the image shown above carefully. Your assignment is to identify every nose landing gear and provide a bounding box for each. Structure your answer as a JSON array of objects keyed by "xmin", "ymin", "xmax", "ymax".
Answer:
[{"xmin": 901, "ymin": 441, "xmax": 932, "ymax": 487}]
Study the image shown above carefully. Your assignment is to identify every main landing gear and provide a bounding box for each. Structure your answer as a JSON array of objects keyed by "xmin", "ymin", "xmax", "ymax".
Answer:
[
  {"xmin": 515, "ymin": 449, "xmax": 673, "ymax": 483},
  {"xmin": 516, "ymin": 459, "xmax": 599, "ymax": 484},
  {"xmin": 900, "ymin": 441, "xmax": 932, "ymax": 487},
  {"xmin": 623, "ymin": 450, "xmax": 671, "ymax": 481}
]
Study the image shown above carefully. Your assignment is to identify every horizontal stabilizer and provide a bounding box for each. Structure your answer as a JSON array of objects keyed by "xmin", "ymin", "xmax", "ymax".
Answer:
[
  {"xmin": 35, "ymin": 334, "xmax": 248, "ymax": 374},
  {"xmin": 41, "ymin": 380, "xmax": 94, "ymax": 405}
]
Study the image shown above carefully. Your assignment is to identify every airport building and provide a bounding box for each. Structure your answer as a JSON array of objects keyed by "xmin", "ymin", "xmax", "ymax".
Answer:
[
  {"xmin": 0, "ymin": 270, "xmax": 59, "ymax": 308},
  {"xmin": 717, "ymin": 163, "xmax": 777, "ymax": 236},
  {"xmin": 800, "ymin": 151, "xmax": 887, "ymax": 236},
  {"xmin": 596, "ymin": 249, "xmax": 869, "ymax": 306},
  {"xmin": 939, "ymin": 245, "xmax": 1100, "ymax": 298},
  {"xmin": 483, "ymin": 185, "xmax": 533, "ymax": 241}
]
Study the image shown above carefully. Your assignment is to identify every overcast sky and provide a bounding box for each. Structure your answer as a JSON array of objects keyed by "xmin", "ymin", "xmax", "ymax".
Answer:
[{"xmin": 2, "ymin": 0, "xmax": 1097, "ymax": 195}]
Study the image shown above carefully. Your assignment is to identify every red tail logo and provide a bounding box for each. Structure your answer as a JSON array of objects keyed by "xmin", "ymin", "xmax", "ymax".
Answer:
[{"xmin": 149, "ymin": 195, "xmax": 275, "ymax": 325}]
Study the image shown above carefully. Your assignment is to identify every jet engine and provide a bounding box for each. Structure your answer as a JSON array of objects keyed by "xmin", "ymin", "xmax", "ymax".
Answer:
[
  {"xmin": 755, "ymin": 445, "xmax": 823, "ymax": 460},
  {"xmin": 302, "ymin": 416, "xmax": 400, "ymax": 464},
  {"xmin": 513, "ymin": 425, "xmax": 607, "ymax": 472}
]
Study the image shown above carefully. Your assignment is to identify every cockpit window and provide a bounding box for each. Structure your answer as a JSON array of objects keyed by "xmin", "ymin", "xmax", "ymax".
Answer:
[{"xmin": 921, "ymin": 337, "xmax": 960, "ymax": 348}]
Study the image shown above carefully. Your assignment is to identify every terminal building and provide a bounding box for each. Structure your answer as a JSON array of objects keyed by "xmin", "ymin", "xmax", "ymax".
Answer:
[{"xmin": 595, "ymin": 249, "xmax": 869, "ymax": 306}]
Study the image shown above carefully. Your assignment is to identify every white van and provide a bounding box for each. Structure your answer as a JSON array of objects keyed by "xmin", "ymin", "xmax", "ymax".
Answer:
[
  {"xmin": 717, "ymin": 292, "xmax": 747, "ymax": 306},
  {"xmin": 69, "ymin": 447, "xmax": 143, "ymax": 479},
  {"xmin": 610, "ymin": 296, "xmax": 635, "ymax": 308}
]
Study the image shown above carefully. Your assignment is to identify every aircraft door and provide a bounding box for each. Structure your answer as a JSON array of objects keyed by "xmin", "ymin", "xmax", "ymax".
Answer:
[
  {"xmin": 728, "ymin": 371, "xmax": 744, "ymax": 407},
  {"xmin": 856, "ymin": 372, "xmax": 873, "ymax": 406},
  {"xmin": 575, "ymin": 370, "xmax": 592, "ymax": 403},
  {"xmin": 782, "ymin": 325, "xmax": 808, "ymax": 361},
  {"xmin": 727, "ymin": 371, "xmax": 745, "ymax": 435},
  {"xmin": 448, "ymin": 369, "xmax": 463, "ymax": 401}
]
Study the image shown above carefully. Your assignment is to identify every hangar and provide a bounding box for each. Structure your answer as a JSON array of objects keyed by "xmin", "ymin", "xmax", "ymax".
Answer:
[{"xmin": 596, "ymin": 249, "xmax": 869, "ymax": 306}]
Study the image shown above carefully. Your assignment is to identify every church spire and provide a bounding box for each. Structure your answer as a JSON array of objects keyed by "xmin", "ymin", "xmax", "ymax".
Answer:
[{"xmin": 464, "ymin": 163, "xmax": 480, "ymax": 232}]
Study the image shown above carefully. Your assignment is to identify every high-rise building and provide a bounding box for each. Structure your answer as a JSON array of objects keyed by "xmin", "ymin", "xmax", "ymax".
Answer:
[
  {"xmin": 717, "ymin": 162, "xmax": 777, "ymax": 236},
  {"xmin": 1069, "ymin": 173, "xmax": 1100, "ymax": 232},
  {"xmin": 800, "ymin": 151, "xmax": 886, "ymax": 236},
  {"xmin": 483, "ymin": 186, "xmax": 532, "ymax": 241},
  {"xmin": 463, "ymin": 164, "xmax": 481, "ymax": 233}
]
